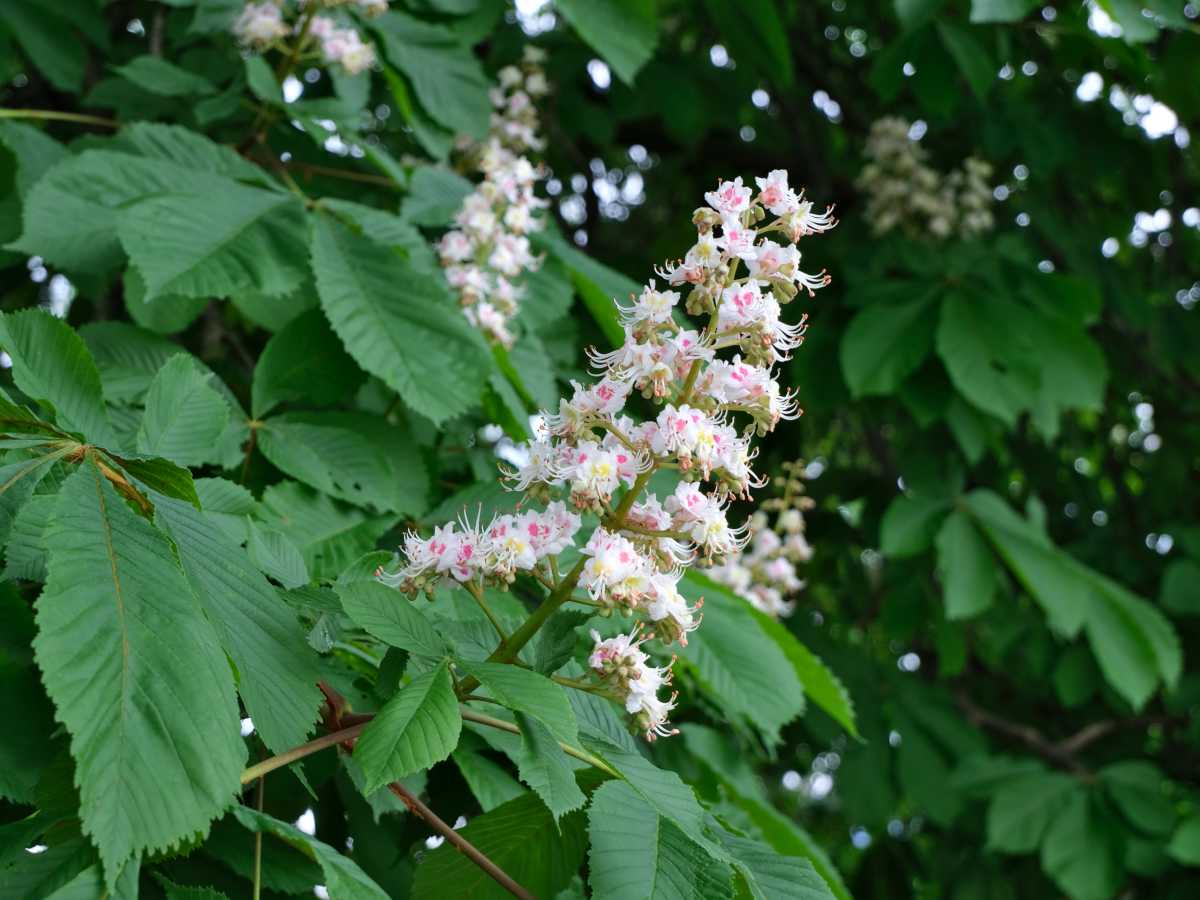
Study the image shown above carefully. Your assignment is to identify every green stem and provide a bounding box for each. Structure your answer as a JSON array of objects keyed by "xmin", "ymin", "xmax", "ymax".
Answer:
[
  {"xmin": 252, "ymin": 775, "xmax": 264, "ymax": 900},
  {"xmin": 0, "ymin": 108, "xmax": 119, "ymax": 128},
  {"xmin": 465, "ymin": 581, "xmax": 510, "ymax": 641},
  {"xmin": 460, "ymin": 708, "xmax": 620, "ymax": 777},
  {"xmin": 239, "ymin": 723, "xmax": 366, "ymax": 784}
]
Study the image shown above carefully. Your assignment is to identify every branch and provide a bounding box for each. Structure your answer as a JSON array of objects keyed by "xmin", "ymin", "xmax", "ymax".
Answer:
[
  {"xmin": 0, "ymin": 108, "xmax": 119, "ymax": 128},
  {"xmin": 387, "ymin": 780, "xmax": 533, "ymax": 900},
  {"xmin": 239, "ymin": 723, "xmax": 366, "ymax": 784},
  {"xmin": 955, "ymin": 691, "xmax": 1088, "ymax": 774}
]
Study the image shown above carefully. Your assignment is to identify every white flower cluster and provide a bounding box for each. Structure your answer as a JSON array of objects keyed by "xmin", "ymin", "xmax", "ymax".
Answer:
[
  {"xmin": 439, "ymin": 48, "xmax": 550, "ymax": 347},
  {"xmin": 858, "ymin": 117, "xmax": 994, "ymax": 239},
  {"xmin": 233, "ymin": 1, "xmax": 384, "ymax": 75},
  {"xmin": 708, "ymin": 460, "xmax": 814, "ymax": 618},
  {"xmin": 384, "ymin": 172, "xmax": 834, "ymax": 740}
]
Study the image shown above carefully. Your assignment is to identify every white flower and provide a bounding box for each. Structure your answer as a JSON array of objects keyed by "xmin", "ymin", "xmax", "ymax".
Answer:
[
  {"xmin": 704, "ymin": 177, "xmax": 752, "ymax": 216},
  {"xmin": 233, "ymin": 2, "xmax": 288, "ymax": 47}
]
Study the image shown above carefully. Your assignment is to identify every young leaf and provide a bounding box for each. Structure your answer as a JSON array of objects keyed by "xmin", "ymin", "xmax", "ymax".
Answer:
[
  {"xmin": 588, "ymin": 779, "xmax": 732, "ymax": 900},
  {"xmin": 154, "ymin": 495, "xmax": 323, "ymax": 754},
  {"xmin": 337, "ymin": 579, "xmax": 449, "ymax": 659},
  {"xmin": 310, "ymin": 214, "xmax": 491, "ymax": 424},
  {"xmin": 355, "ymin": 660, "xmax": 462, "ymax": 793},
  {"xmin": 34, "ymin": 462, "xmax": 246, "ymax": 884},
  {"xmin": 136, "ymin": 354, "xmax": 230, "ymax": 467},
  {"xmin": 231, "ymin": 807, "xmax": 389, "ymax": 900},
  {"xmin": 0, "ymin": 309, "xmax": 117, "ymax": 447}
]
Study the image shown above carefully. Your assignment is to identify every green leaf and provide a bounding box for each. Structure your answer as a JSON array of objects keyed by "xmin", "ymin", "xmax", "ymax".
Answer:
[
  {"xmin": 677, "ymin": 573, "xmax": 805, "ymax": 744},
  {"xmin": 355, "ymin": 660, "xmax": 462, "ymax": 793},
  {"xmin": 964, "ymin": 489, "xmax": 1181, "ymax": 708},
  {"xmin": 259, "ymin": 481, "xmax": 398, "ymax": 580},
  {"xmin": 739, "ymin": 594, "xmax": 859, "ymax": 738},
  {"xmin": 107, "ymin": 452, "xmax": 201, "ymax": 509},
  {"xmin": 936, "ymin": 292, "xmax": 1040, "ymax": 426},
  {"xmin": 1052, "ymin": 644, "xmax": 1098, "ymax": 707},
  {"xmin": 310, "ymin": 214, "xmax": 490, "ymax": 425},
  {"xmin": 460, "ymin": 661, "xmax": 580, "ymax": 745},
  {"xmin": 532, "ymin": 609, "xmax": 592, "ymax": 675},
  {"xmin": 588, "ymin": 779, "xmax": 732, "ymax": 900},
  {"xmin": 453, "ymin": 745, "xmax": 526, "ymax": 812},
  {"xmin": 136, "ymin": 354, "xmax": 230, "ymax": 467},
  {"xmin": 839, "ymin": 293, "xmax": 937, "ymax": 396},
  {"xmin": 880, "ymin": 492, "xmax": 952, "ymax": 558},
  {"xmin": 985, "ymin": 770, "xmax": 1078, "ymax": 853},
  {"xmin": 154, "ymin": 495, "xmax": 323, "ymax": 754},
  {"xmin": 256, "ymin": 412, "xmax": 402, "ymax": 513},
  {"xmin": 716, "ymin": 830, "xmax": 837, "ymax": 900},
  {"xmin": 535, "ymin": 229, "xmax": 633, "ymax": 348},
  {"xmin": 372, "ymin": 11, "xmax": 492, "ymax": 138},
  {"xmin": 155, "ymin": 875, "xmax": 230, "ymax": 900},
  {"xmin": 231, "ymin": 807, "xmax": 389, "ymax": 900},
  {"xmin": 1160, "ymin": 559, "xmax": 1200, "ymax": 615},
  {"xmin": 1039, "ymin": 790, "xmax": 1123, "ymax": 900},
  {"xmin": 337, "ymin": 579, "xmax": 449, "ymax": 658},
  {"xmin": 585, "ymin": 742, "xmax": 710, "ymax": 848},
  {"xmin": 0, "ymin": 120, "xmax": 68, "ymax": 199},
  {"xmin": 412, "ymin": 787, "xmax": 589, "ymax": 900},
  {"xmin": 3, "ymin": 491, "xmax": 55, "ymax": 581},
  {"xmin": 937, "ymin": 23, "xmax": 994, "ymax": 100},
  {"xmin": 1100, "ymin": 761, "xmax": 1174, "ymax": 836},
  {"xmin": 112, "ymin": 55, "xmax": 215, "ymax": 96},
  {"xmin": 935, "ymin": 509, "xmax": 997, "ymax": 619},
  {"xmin": 0, "ymin": 309, "xmax": 117, "ymax": 447},
  {"xmin": 555, "ymin": 0, "xmax": 658, "ymax": 85},
  {"xmin": 114, "ymin": 122, "xmax": 277, "ymax": 188},
  {"xmin": 34, "ymin": 462, "xmax": 245, "ymax": 884},
  {"xmin": 244, "ymin": 54, "xmax": 281, "ymax": 103},
  {"xmin": 399, "ymin": 166, "xmax": 475, "ymax": 227},
  {"xmin": 513, "ymin": 712, "xmax": 587, "ymax": 822},
  {"xmin": 123, "ymin": 266, "xmax": 210, "ymax": 335},
  {"xmin": 969, "ymin": 0, "xmax": 1038, "ymax": 22},
  {"xmin": 1167, "ymin": 814, "xmax": 1200, "ymax": 865},
  {"xmin": 251, "ymin": 308, "xmax": 366, "ymax": 418},
  {"xmin": 245, "ymin": 520, "xmax": 310, "ymax": 589},
  {"xmin": 0, "ymin": 0, "xmax": 88, "ymax": 92},
  {"xmin": 0, "ymin": 657, "xmax": 57, "ymax": 803},
  {"xmin": 322, "ymin": 197, "xmax": 438, "ymax": 271},
  {"xmin": 118, "ymin": 183, "xmax": 308, "ymax": 302}
]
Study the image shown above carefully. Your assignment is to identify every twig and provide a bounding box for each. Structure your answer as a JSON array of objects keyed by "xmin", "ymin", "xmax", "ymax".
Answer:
[
  {"xmin": 459, "ymin": 707, "xmax": 620, "ymax": 777},
  {"xmin": 239, "ymin": 723, "xmax": 367, "ymax": 784},
  {"xmin": 388, "ymin": 781, "xmax": 533, "ymax": 900},
  {"xmin": 0, "ymin": 108, "xmax": 119, "ymax": 128},
  {"xmin": 252, "ymin": 775, "xmax": 264, "ymax": 900}
]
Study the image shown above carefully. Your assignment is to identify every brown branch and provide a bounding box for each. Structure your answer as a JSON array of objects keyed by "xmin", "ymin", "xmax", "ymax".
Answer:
[
  {"xmin": 956, "ymin": 691, "xmax": 1089, "ymax": 774},
  {"xmin": 388, "ymin": 781, "xmax": 533, "ymax": 900}
]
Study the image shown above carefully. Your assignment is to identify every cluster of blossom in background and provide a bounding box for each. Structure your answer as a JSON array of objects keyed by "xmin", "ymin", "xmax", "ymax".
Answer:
[
  {"xmin": 233, "ymin": 0, "xmax": 385, "ymax": 75},
  {"xmin": 858, "ymin": 117, "xmax": 994, "ymax": 239},
  {"xmin": 708, "ymin": 459, "xmax": 814, "ymax": 618},
  {"xmin": 384, "ymin": 171, "xmax": 835, "ymax": 739},
  {"xmin": 439, "ymin": 48, "xmax": 550, "ymax": 347}
]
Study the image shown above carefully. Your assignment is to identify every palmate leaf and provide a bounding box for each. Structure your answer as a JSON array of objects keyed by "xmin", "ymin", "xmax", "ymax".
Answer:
[
  {"xmin": 0, "ymin": 309, "xmax": 118, "ymax": 447},
  {"xmin": 310, "ymin": 214, "xmax": 491, "ymax": 425},
  {"xmin": 716, "ymin": 830, "xmax": 837, "ymax": 900},
  {"xmin": 136, "ymin": 354, "xmax": 230, "ymax": 467},
  {"xmin": 964, "ymin": 489, "xmax": 1181, "ymax": 708},
  {"xmin": 839, "ymin": 291, "xmax": 938, "ymax": 397},
  {"xmin": 231, "ymin": 807, "xmax": 389, "ymax": 900},
  {"xmin": 412, "ymin": 786, "xmax": 590, "ymax": 900},
  {"xmin": 354, "ymin": 660, "xmax": 462, "ymax": 793},
  {"xmin": 588, "ymin": 779, "xmax": 733, "ymax": 900},
  {"xmin": 154, "ymin": 495, "xmax": 323, "ymax": 754},
  {"xmin": 33, "ymin": 461, "xmax": 245, "ymax": 884},
  {"xmin": 118, "ymin": 182, "xmax": 308, "ymax": 302}
]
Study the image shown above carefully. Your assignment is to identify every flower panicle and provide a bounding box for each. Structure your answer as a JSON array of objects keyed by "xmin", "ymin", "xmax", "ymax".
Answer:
[{"xmin": 386, "ymin": 172, "xmax": 835, "ymax": 740}]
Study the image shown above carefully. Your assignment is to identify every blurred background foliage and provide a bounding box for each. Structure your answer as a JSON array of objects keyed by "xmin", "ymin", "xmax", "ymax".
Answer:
[{"xmin": 1, "ymin": 1, "xmax": 1199, "ymax": 899}]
